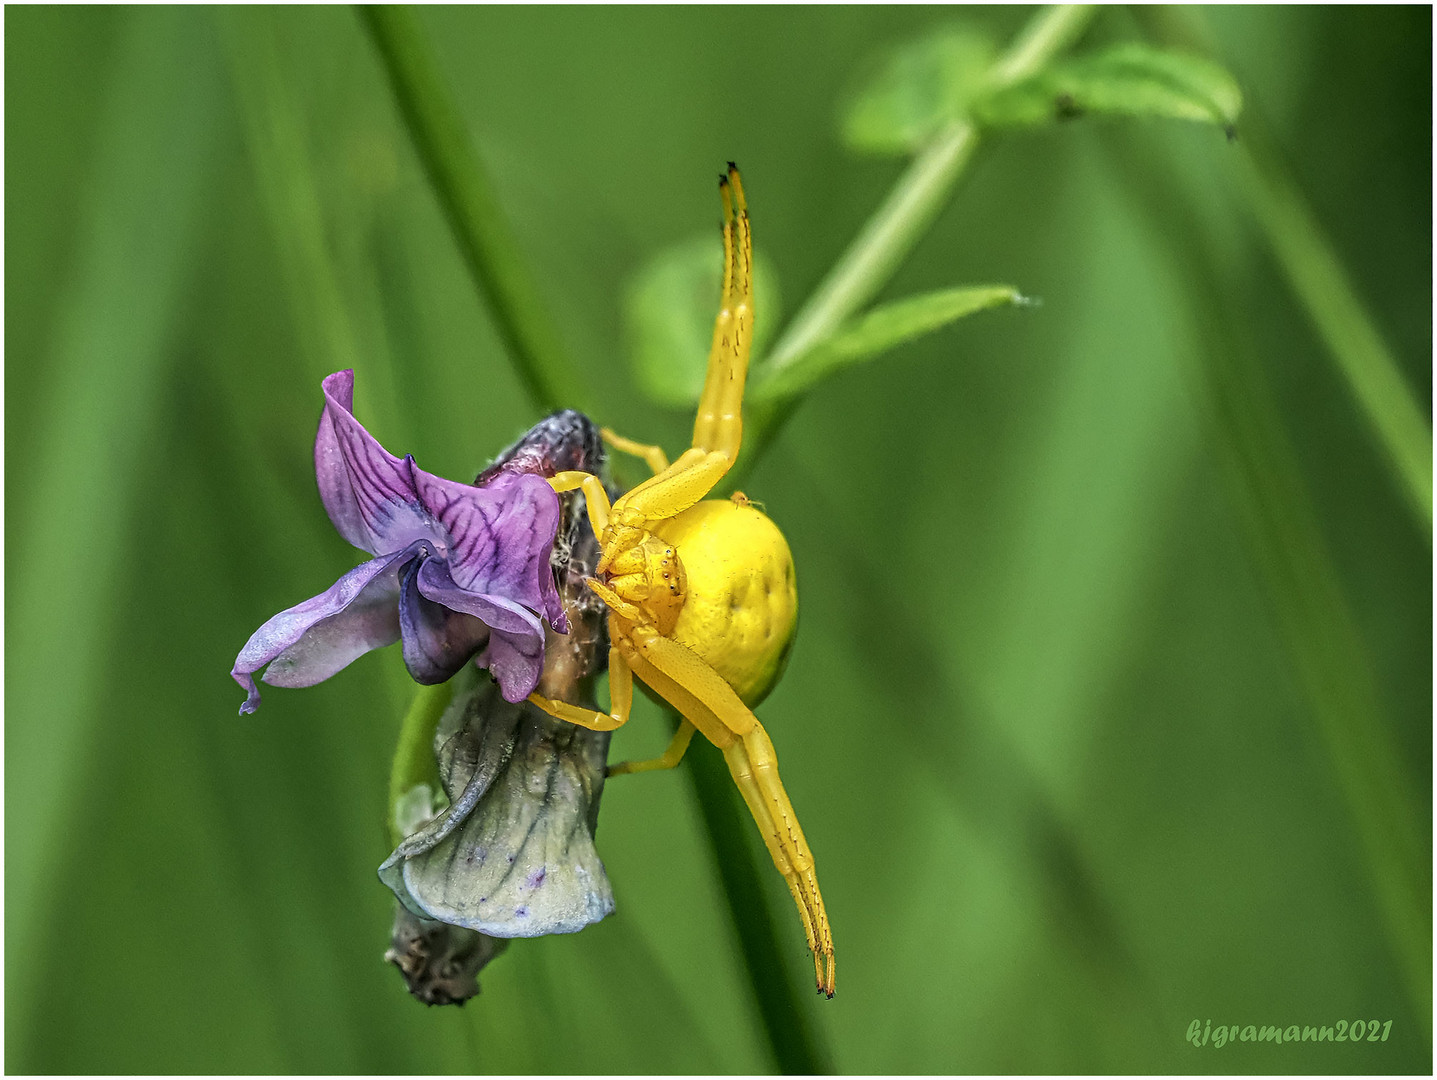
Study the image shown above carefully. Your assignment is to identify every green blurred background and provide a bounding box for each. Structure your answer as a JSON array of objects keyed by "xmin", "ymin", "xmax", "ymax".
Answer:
[{"xmin": 5, "ymin": 5, "xmax": 1431, "ymax": 1073}]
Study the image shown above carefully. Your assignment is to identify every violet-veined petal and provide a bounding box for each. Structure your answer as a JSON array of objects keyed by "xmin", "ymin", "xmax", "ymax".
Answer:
[
  {"xmin": 317, "ymin": 370, "xmax": 446, "ymax": 555},
  {"xmin": 231, "ymin": 542, "xmax": 425, "ymax": 713},
  {"xmin": 398, "ymin": 556, "xmax": 495, "ymax": 685},
  {"xmin": 414, "ymin": 558, "xmax": 540, "ymax": 636},
  {"xmin": 413, "ymin": 467, "xmax": 565, "ymax": 629}
]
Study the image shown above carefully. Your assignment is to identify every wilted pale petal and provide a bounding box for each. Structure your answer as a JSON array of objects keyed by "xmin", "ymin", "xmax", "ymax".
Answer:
[
  {"xmin": 231, "ymin": 543, "xmax": 423, "ymax": 714},
  {"xmin": 316, "ymin": 370, "xmax": 447, "ymax": 555},
  {"xmin": 380, "ymin": 677, "xmax": 614, "ymax": 937}
]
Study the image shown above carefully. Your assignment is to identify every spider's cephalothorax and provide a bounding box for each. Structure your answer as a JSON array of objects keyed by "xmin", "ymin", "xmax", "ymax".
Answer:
[
  {"xmin": 529, "ymin": 165, "xmax": 835, "ymax": 996},
  {"xmin": 593, "ymin": 512, "xmax": 689, "ymax": 637}
]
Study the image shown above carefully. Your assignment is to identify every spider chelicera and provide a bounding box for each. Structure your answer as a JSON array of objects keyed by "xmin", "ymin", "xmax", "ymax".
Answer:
[{"xmin": 528, "ymin": 165, "xmax": 835, "ymax": 996}]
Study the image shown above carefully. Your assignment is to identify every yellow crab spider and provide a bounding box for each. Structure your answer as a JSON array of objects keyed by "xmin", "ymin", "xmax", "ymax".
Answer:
[{"xmin": 529, "ymin": 165, "xmax": 835, "ymax": 997}]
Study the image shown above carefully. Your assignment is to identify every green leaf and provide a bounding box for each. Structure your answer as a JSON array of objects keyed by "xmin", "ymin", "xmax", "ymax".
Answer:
[
  {"xmin": 973, "ymin": 44, "xmax": 1242, "ymax": 132},
  {"xmin": 840, "ymin": 27, "xmax": 998, "ymax": 155},
  {"xmin": 752, "ymin": 284, "xmax": 1021, "ymax": 402},
  {"xmin": 625, "ymin": 234, "xmax": 781, "ymax": 407}
]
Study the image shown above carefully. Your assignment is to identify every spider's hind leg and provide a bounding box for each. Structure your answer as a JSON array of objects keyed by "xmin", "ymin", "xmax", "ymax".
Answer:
[
  {"xmin": 724, "ymin": 724, "xmax": 835, "ymax": 997},
  {"xmin": 606, "ymin": 720, "xmax": 695, "ymax": 776}
]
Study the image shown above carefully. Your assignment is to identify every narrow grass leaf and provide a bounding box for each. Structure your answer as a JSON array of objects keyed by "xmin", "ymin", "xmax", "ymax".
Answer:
[
  {"xmin": 5, "ymin": 7, "xmax": 223, "ymax": 1063},
  {"xmin": 753, "ymin": 285, "xmax": 1020, "ymax": 402},
  {"xmin": 360, "ymin": 5, "xmax": 587, "ymax": 415}
]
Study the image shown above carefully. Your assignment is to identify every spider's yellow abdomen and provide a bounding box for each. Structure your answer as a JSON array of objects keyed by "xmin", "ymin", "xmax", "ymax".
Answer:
[{"xmin": 654, "ymin": 498, "xmax": 797, "ymax": 708}]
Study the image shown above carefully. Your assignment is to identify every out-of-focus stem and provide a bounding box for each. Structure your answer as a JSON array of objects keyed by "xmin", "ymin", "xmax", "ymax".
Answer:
[
  {"xmin": 1141, "ymin": 4, "xmax": 1432, "ymax": 539},
  {"xmin": 386, "ymin": 682, "xmax": 454, "ymax": 845},
  {"xmin": 1236, "ymin": 140, "xmax": 1433, "ymax": 539},
  {"xmin": 684, "ymin": 731, "xmax": 834, "ymax": 1074},
  {"xmin": 360, "ymin": 5, "xmax": 587, "ymax": 415}
]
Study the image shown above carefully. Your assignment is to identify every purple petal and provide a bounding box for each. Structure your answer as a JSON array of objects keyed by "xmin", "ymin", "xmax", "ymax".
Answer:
[
  {"xmin": 412, "ymin": 467, "xmax": 566, "ymax": 630},
  {"xmin": 478, "ymin": 625, "xmax": 546, "ymax": 703},
  {"xmin": 413, "ymin": 558, "xmax": 541, "ymax": 635},
  {"xmin": 412, "ymin": 558, "xmax": 548, "ymax": 700},
  {"xmin": 398, "ymin": 556, "xmax": 495, "ymax": 686},
  {"xmin": 231, "ymin": 543, "xmax": 425, "ymax": 713},
  {"xmin": 315, "ymin": 370, "xmax": 446, "ymax": 555}
]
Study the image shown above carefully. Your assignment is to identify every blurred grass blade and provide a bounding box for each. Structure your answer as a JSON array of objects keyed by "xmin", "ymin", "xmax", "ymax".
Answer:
[
  {"xmin": 1112, "ymin": 134, "xmax": 1431, "ymax": 1038},
  {"xmin": 1236, "ymin": 139, "xmax": 1432, "ymax": 539},
  {"xmin": 5, "ymin": 5, "xmax": 223, "ymax": 1059},
  {"xmin": 973, "ymin": 44, "xmax": 1242, "ymax": 132},
  {"xmin": 625, "ymin": 235, "xmax": 781, "ymax": 408},
  {"xmin": 1140, "ymin": 5, "xmax": 1431, "ymax": 540},
  {"xmin": 220, "ymin": 12, "xmax": 367, "ymax": 387},
  {"xmin": 360, "ymin": 5, "xmax": 586, "ymax": 415},
  {"xmin": 1195, "ymin": 278, "xmax": 1432, "ymax": 1034},
  {"xmin": 840, "ymin": 27, "xmax": 998, "ymax": 155},
  {"xmin": 753, "ymin": 284, "xmax": 1021, "ymax": 402}
]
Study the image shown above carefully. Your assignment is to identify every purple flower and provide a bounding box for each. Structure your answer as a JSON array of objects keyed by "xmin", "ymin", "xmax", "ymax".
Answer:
[{"xmin": 232, "ymin": 370, "xmax": 566, "ymax": 714}]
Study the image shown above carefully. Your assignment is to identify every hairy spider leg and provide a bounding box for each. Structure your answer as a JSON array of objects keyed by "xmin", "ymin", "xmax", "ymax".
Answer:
[
  {"xmin": 547, "ymin": 470, "xmax": 611, "ymax": 539},
  {"xmin": 725, "ymin": 727, "xmax": 835, "ymax": 995},
  {"xmin": 691, "ymin": 164, "xmax": 752, "ymax": 461},
  {"xmin": 611, "ymin": 164, "xmax": 753, "ymax": 523},
  {"xmin": 601, "ymin": 428, "xmax": 670, "ymax": 476},
  {"xmin": 527, "ymin": 643, "xmax": 634, "ymax": 732},
  {"xmin": 606, "ymin": 719, "xmax": 696, "ymax": 776},
  {"xmin": 622, "ymin": 629, "xmax": 835, "ymax": 996}
]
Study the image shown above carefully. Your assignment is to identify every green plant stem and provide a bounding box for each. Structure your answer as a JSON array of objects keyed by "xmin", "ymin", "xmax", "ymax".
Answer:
[
  {"xmin": 1141, "ymin": 5, "xmax": 1432, "ymax": 540},
  {"xmin": 387, "ymin": 682, "xmax": 454, "ymax": 845},
  {"xmin": 360, "ymin": 5, "xmax": 586, "ymax": 414},
  {"xmin": 760, "ymin": 4, "xmax": 1095, "ymax": 381},
  {"xmin": 739, "ymin": 5, "xmax": 1096, "ymax": 479},
  {"xmin": 763, "ymin": 121, "xmax": 980, "ymax": 379}
]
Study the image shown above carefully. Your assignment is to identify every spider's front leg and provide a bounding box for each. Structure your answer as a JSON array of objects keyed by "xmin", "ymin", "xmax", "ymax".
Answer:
[
  {"xmin": 612, "ymin": 165, "xmax": 754, "ymax": 524},
  {"xmin": 691, "ymin": 163, "xmax": 753, "ymax": 462},
  {"xmin": 527, "ymin": 642, "xmax": 633, "ymax": 732}
]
